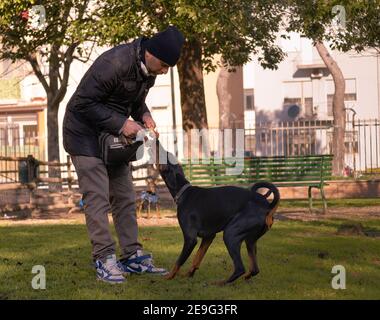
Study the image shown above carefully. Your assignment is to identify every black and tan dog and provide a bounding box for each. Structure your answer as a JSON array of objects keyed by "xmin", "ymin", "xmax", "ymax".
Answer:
[{"xmin": 155, "ymin": 144, "xmax": 280, "ymax": 284}]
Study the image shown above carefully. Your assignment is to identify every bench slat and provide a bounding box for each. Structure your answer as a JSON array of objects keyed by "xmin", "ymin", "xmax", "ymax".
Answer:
[{"xmin": 183, "ymin": 155, "xmax": 333, "ymax": 185}]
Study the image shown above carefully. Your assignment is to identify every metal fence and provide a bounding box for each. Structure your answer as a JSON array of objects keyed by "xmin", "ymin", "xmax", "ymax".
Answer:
[
  {"xmin": 250, "ymin": 119, "xmax": 380, "ymax": 174},
  {"xmin": 0, "ymin": 125, "xmax": 44, "ymax": 160},
  {"xmin": 353, "ymin": 118, "xmax": 380, "ymax": 174},
  {"xmin": 0, "ymin": 118, "xmax": 379, "ymax": 180},
  {"xmin": 252, "ymin": 120, "xmax": 333, "ymax": 157}
]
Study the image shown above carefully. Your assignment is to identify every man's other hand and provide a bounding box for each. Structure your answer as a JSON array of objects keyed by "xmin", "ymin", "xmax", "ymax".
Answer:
[
  {"xmin": 142, "ymin": 112, "xmax": 156, "ymax": 130},
  {"xmin": 142, "ymin": 113, "xmax": 159, "ymax": 138},
  {"xmin": 122, "ymin": 120, "xmax": 144, "ymax": 137}
]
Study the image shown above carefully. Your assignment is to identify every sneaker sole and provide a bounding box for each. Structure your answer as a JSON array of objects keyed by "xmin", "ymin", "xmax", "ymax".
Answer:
[
  {"xmin": 146, "ymin": 272, "xmax": 169, "ymax": 276},
  {"xmin": 96, "ymin": 277, "xmax": 126, "ymax": 284}
]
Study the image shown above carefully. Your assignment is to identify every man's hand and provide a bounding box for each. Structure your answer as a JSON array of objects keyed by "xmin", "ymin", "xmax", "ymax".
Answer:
[
  {"xmin": 122, "ymin": 120, "xmax": 144, "ymax": 137},
  {"xmin": 142, "ymin": 112, "xmax": 159, "ymax": 137},
  {"xmin": 142, "ymin": 112, "xmax": 156, "ymax": 130}
]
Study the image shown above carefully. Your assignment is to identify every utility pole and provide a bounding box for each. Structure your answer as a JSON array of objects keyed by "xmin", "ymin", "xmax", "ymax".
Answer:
[{"xmin": 170, "ymin": 67, "xmax": 178, "ymax": 157}]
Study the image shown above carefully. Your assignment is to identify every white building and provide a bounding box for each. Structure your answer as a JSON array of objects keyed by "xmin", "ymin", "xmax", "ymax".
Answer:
[{"xmin": 251, "ymin": 33, "xmax": 380, "ymax": 122}]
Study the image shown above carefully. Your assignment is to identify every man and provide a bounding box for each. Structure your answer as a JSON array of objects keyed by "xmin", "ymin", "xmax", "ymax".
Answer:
[{"xmin": 63, "ymin": 26, "xmax": 184, "ymax": 283}]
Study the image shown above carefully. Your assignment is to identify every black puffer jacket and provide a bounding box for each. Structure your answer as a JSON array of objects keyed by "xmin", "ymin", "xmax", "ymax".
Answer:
[{"xmin": 63, "ymin": 38, "xmax": 156, "ymax": 157}]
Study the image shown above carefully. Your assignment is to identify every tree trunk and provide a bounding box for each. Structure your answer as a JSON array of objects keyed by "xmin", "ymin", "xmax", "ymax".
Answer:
[
  {"xmin": 217, "ymin": 62, "xmax": 245, "ymax": 157},
  {"xmin": 217, "ymin": 63, "xmax": 234, "ymax": 130},
  {"xmin": 315, "ymin": 41, "xmax": 346, "ymax": 176},
  {"xmin": 47, "ymin": 95, "xmax": 62, "ymax": 191},
  {"xmin": 26, "ymin": 42, "xmax": 76, "ymax": 191},
  {"xmin": 177, "ymin": 39, "xmax": 208, "ymax": 131},
  {"xmin": 176, "ymin": 39, "xmax": 209, "ymax": 158}
]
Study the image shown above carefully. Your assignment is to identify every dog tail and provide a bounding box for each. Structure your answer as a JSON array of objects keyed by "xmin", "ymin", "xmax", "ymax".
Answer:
[
  {"xmin": 250, "ymin": 182, "xmax": 280, "ymax": 209},
  {"xmin": 250, "ymin": 182, "xmax": 280, "ymax": 229}
]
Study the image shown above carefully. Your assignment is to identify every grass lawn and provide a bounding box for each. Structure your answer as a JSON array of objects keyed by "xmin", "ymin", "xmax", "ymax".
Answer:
[{"xmin": 1, "ymin": 217, "xmax": 379, "ymax": 300}]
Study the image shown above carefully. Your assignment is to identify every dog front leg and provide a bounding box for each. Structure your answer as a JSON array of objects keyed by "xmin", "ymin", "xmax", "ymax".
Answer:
[
  {"xmin": 187, "ymin": 235, "xmax": 215, "ymax": 278},
  {"xmin": 165, "ymin": 236, "xmax": 197, "ymax": 280}
]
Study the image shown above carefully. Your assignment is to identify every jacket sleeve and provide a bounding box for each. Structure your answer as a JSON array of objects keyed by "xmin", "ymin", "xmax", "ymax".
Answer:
[
  {"xmin": 73, "ymin": 59, "xmax": 127, "ymax": 134},
  {"xmin": 130, "ymin": 102, "xmax": 150, "ymax": 123},
  {"xmin": 130, "ymin": 76, "xmax": 155, "ymax": 122}
]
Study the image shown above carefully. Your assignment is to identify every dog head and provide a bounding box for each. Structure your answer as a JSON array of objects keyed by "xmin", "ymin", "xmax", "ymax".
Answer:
[{"xmin": 154, "ymin": 140, "xmax": 189, "ymax": 195}]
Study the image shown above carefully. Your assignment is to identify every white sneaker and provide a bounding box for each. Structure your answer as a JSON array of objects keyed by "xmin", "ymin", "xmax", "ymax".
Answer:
[{"xmin": 95, "ymin": 254, "xmax": 126, "ymax": 283}]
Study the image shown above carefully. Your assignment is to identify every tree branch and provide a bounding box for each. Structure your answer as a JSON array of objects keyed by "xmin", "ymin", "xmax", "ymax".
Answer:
[
  {"xmin": 51, "ymin": 42, "xmax": 78, "ymax": 107},
  {"xmin": 26, "ymin": 53, "xmax": 50, "ymax": 94}
]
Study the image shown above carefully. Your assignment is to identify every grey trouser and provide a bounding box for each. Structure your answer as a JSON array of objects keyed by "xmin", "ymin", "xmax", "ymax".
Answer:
[{"xmin": 71, "ymin": 155, "xmax": 142, "ymax": 261}]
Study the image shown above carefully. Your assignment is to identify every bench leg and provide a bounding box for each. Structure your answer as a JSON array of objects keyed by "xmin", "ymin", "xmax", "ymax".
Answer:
[
  {"xmin": 320, "ymin": 187, "xmax": 328, "ymax": 214},
  {"xmin": 308, "ymin": 186, "xmax": 313, "ymax": 214}
]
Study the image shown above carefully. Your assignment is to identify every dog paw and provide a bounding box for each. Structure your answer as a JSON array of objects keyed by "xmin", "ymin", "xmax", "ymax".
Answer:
[
  {"xmin": 244, "ymin": 273, "xmax": 252, "ymax": 280},
  {"xmin": 244, "ymin": 270, "xmax": 259, "ymax": 280},
  {"xmin": 211, "ymin": 280, "xmax": 227, "ymax": 286},
  {"xmin": 186, "ymin": 270, "xmax": 195, "ymax": 278},
  {"xmin": 164, "ymin": 273, "xmax": 176, "ymax": 280}
]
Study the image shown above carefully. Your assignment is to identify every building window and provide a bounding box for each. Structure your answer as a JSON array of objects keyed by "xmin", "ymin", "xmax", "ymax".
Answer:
[
  {"xmin": 327, "ymin": 93, "xmax": 357, "ymax": 116},
  {"xmin": 304, "ymin": 97, "xmax": 313, "ymax": 117},
  {"xmin": 0, "ymin": 124, "xmax": 19, "ymax": 146},
  {"xmin": 0, "ymin": 113, "xmax": 38, "ymax": 147},
  {"xmin": 283, "ymin": 97, "xmax": 313, "ymax": 118},
  {"xmin": 284, "ymin": 97, "xmax": 302, "ymax": 106},
  {"xmin": 23, "ymin": 124, "xmax": 38, "ymax": 146},
  {"xmin": 244, "ymin": 89, "xmax": 254, "ymax": 110}
]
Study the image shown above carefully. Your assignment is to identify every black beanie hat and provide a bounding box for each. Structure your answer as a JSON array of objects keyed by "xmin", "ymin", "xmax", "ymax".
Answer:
[{"xmin": 145, "ymin": 26, "xmax": 184, "ymax": 67}]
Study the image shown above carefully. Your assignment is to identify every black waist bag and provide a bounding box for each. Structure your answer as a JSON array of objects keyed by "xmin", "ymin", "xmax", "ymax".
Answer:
[{"xmin": 99, "ymin": 132, "xmax": 143, "ymax": 165}]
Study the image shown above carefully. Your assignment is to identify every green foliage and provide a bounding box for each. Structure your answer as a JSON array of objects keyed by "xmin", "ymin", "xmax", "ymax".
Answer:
[
  {"xmin": 0, "ymin": 0, "xmax": 108, "ymax": 163},
  {"xmin": 0, "ymin": 0, "xmax": 100, "ymax": 63},
  {"xmin": 96, "ymin": 0, "xmax": 287, "ymax": 71},
  {"xmin": 286, "ymin": 0, "xmax": 380, "ymax": 52},
  {"xmin": 333, "ymin": 1, "xmax": 380, "ymax": 52}
]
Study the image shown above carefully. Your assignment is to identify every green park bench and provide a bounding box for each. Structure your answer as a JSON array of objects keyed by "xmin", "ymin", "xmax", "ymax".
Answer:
[{"xmin": 182, "ymin": 154, "xmax": 334, "ymax": 213}]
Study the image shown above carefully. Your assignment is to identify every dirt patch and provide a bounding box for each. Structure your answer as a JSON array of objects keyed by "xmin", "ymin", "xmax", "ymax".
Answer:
[
  {"xmin": 0, "ymin": 210, "xmax": 179, "ymax": 227},
  {"xmin": 275, "ymin": 206, "xmax": 380, "ymax": 222},
  {"xmin": 1, "ymin": 206, "xmax": 379, "ymax": 227}
]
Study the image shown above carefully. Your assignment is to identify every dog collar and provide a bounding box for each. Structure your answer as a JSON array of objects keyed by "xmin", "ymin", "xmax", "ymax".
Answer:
[{"xmin": 174, "ymin": 183, "xmax": 192, "ymax": 204}]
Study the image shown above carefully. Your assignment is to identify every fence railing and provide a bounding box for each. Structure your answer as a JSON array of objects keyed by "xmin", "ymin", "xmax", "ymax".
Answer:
[
  {"xmin": 253, "ymin": 120, "xmax": 333, "ymax": 157},
  {"xmin": 0, "ymin": 118, "xmax": 379, "ymax": 178},
  {"xmin": 353, "ymin": 119, "xmax": 380, "ymax": 174},
  {"xmin": 252, "ymin": 119, "xmax": 379, "ymax": 174},
  {"xmin": 0, "ymin": 155, "xmax": 74, "ymax": 188},
  {"xmin": 0, "ymin": 155, "xmax": 158, "ymax": 191}
]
